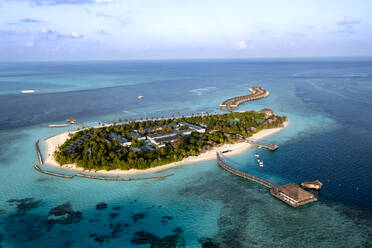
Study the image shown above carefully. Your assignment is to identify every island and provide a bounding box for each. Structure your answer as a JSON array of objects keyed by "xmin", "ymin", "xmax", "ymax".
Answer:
[{"xmin": 51, "ymin": 110, "xmax": 287, "ymax": 173}]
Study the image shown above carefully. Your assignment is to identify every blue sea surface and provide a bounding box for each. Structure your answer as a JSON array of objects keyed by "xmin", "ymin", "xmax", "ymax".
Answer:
[{"xmin": 0, "ymin": 59, "xmax": 371, "ymax": 247}]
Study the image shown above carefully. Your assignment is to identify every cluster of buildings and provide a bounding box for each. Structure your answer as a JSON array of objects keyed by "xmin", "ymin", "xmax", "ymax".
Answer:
[
  {"xmin": 65, "ymin": 132, "xmax": 93, "ymax": 154},
  {"xmin": 110, "ymin": 122, "xmax": 206, "ymax": 152}
]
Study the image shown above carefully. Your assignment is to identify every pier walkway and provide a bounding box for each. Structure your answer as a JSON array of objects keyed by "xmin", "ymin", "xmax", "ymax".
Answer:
[
  {"xmin": 220, "ymin": 87, "xmax": 269, "ymax": 110},
  {"xmin": 217, "ymin": 152, "xmax": 276, "ymax": 188},
  {"xmin": 216, "ymin": 152, "xmax": 317, "ymax": 207},
  {"xmin": 245, "ymin": 138, "xmax": 279, "ymax": 151},
  {"xmin": 66, "ymin": 118, "xmax": 88, "ymax": 129}
]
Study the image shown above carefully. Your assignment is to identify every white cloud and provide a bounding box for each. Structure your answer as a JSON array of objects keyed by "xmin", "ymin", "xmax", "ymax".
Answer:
[
  {"xmin": 48, "ymin": 45, "xmax": 61, "ymax": 52},
  {"xmin": 94, "ymin": 0, "xmax": 111, "ymax": 3},
  {"xmin": 335, "ymin": 15, "xmax": 360, "ymax": 33},
  {"xmin": 70, "ymin": 32, "xmax": 84, "ymax": 38},
  {"xmin": 338, "ymin": 15, "xmax": 360, "ymax": 26},
  {"xmin": 96, "ymin": 29, "xmax": 110, "ymax": 35},
  {"xmin": 233, "ymin": 40, "xmax": 247, "ymax": 50},
  {"xmin": 25, "ymin": 41, "xmax": 36, "ymax": 47}
]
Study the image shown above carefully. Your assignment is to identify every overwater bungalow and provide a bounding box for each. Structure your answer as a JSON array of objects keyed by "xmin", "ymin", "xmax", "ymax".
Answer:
[{"xmin": 270, "ymin": 184, "xmax": 317, "ymax": 207}]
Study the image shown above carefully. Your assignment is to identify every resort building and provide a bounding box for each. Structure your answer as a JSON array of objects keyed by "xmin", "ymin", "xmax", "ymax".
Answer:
[
  {"xmin": 259, "ymin": 108, "xmax": 274, "ymax": 118},
  {"xmin": 147, "ymin": 133, "xmax": 180, "ymax": 148},
  {"xmin": 109, "ymin": 133, "xmax": 132, "ymax": 146},
  {"xmin": 178, "ymin": 122, "xmax": 206, "ymax": 133},
  {"xmin": 130, "ymin": 131, "xmax": 146, "ymax": 140},
  {"xmin": 270, "ymin": 184, "xmax": 317, "ymax": 207},
  {"xmin": 65, "ymin": 132, "xmax": 93, "ymax": 154}
]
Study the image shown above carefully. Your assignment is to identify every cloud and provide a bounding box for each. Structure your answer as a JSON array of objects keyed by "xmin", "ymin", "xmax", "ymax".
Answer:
[
  {"xmin": 20, "ymin": 18, "xmax": 43, "ymax": 23},
  {"xmin": 96, "ymin": 11, "xmax": 112, "ymax": 18},
  {"xmin": 335, "ymin": 15, "xmax": 360, "ymax": 33},
  {"xmin": 14, "ymin": 0, "xmax": 112, "ymax": 5},
  {"xmin": 48, "ymin": 45, "xmax": 61, "ymax": 52},
  {"xmin": 233, "ymin": 40, "xmax": 247, "ymax": 50},
  {"xmin": 0, "ymin": 28, "xmax": 30, "ymax": 36},
  {"xmin": 96, "ymin": 29, "xmax": 110, "ymax": 35},
  {"xmin": 25, "ymin": 41, "xmax": 36, "ymax": 47},
  {"xmin": 39, "ymin": 28, "xmax": 84, "ymax": 40},
  {"xmin": 338, "ymin": 15, "xmax": 360, "ymax": 26},
  {"xmin": 289, "ymin": 32, "xmax": 305, "ymax": 37},
  {"xmin": 70, "ymin": 32, "xmax": 84, "ymax": 38}
]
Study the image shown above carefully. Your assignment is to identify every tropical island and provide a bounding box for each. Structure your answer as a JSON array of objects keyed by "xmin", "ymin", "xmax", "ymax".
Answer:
[{"xmin": 52, "ymin": 110, "xmax": 287, "ymax": 172}]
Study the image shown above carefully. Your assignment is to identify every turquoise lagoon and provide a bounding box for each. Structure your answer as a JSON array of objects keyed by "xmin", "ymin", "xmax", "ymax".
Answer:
[{"xmin": 0, "ymin": 59, "xmax": 371, "ymax": 247}]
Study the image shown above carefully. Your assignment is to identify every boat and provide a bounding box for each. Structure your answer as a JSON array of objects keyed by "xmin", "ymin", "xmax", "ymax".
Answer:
[
  {"xmin": 255, "ymin": 153, "xmax": 259, "ymax": 158},
  {"xmin": 20, "ymin": 90, "xmax": 36, "ymax": 94},
  {"xmin": 138, "ymin": 95, "xmax": 143, "ymax": 100},
  {"xmin": 259, "ymin": 161, "xmax": 264, "ymax": 167}
]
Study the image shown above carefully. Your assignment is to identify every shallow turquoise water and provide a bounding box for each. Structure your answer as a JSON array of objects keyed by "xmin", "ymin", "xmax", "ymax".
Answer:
[{"xmin": 0, "ymin": 59, "xmax": 371, "ymax": 247}]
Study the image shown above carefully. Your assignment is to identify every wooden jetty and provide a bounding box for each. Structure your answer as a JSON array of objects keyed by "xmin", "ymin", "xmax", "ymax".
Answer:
[
  {"xmin": 47, "ymin": 124, "xmax": 70, "ymax": 127},
  {"xmin": 216, "ymin": 152, "xmax": 317, "ymax": 208},
  {"xmin": 220, "ymin": 87, "xmax": 269, "ymax": 110},
  {"xmin": 66, "ymin": 118, "xmax": 88, "ymax": 129},
  {"xmin": 245, "ymin": 138, "xmax": 279, "ymax": 151},
  {"xmin": 35, "ymin": 140, "xmax": 43, "ymax": 165},
  {"xmin": 75, "ymin": 173, "xmax": 173, "ymax": 181},
  {"xmin": 34, "ymin": 164, "xmax": 74, "ymax": 178}
]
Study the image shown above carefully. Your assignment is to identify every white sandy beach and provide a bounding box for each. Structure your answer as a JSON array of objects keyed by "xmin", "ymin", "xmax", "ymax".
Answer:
[{"xmin": 44, "ymin": 121, "xmax": 288, "ymax": 176}]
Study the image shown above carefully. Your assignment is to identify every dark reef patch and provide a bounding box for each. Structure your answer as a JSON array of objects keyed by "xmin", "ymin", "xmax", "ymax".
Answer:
[
  {"xmin": 3, "ymin": 213, "xmax": 44, "ymax": 243},
  {"xmin": 96, "ymin": 202, "xmax": 108, "ymax": 210},
  {"xmin": 131, "ymin": 212, "xmax": 147, "ymax": 223},
  {"xmin": 89, "ymin": 222, "xmax": 128, "ymax": 244},
  {"xmin": 36, "ymin": 177, "xmax": 54, "ymax": 183},
  {"xmin": 112, "ymin": 206, "xmax": 121, "ymax": 211},
  {"xmin": 161, "ymin": 215, "xmax": 173, "ymax": 225},
  {"xmin": 45, "ymin": 202, "xmax": 82, "ymax": 231},
  {"xmin": 179, "ymin": 168, "xmax": 267, "ymax": 247},
  {"xmin": 109, "ymin": 212, "xmax": 119, "ymax": 219},
  {"xmin": 199, "ymin": 237, "xmax": 220, "ymax": 248},
  {"xmin": 7, "ymin": 198, "xmax": 42, "ymax": 215},
  {"xmin": 131, "ymin": 227, "xmax": 185, "ymax": 247}
]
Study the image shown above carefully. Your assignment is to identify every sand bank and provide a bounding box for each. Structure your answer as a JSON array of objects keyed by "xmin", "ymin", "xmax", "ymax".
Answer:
[{"xmin": 44, "ymin": 121, "xmax": 288, "ymax": 176}]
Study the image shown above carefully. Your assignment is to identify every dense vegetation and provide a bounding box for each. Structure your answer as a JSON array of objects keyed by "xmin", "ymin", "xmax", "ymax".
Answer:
[{"xmin": 55, "ymin": 111, "xmax": 286, "ymax": 171}]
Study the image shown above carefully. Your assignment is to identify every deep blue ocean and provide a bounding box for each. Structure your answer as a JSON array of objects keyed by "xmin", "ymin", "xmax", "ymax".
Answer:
[{"xmin": 0, "ymin": 59, "xmax": 371, "ymax": 247}]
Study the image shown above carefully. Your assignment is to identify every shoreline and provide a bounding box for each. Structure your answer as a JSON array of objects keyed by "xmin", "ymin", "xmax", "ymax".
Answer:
[{"xmin": 44, "ymin": 121, "xmax": 289, "ymax": 176}]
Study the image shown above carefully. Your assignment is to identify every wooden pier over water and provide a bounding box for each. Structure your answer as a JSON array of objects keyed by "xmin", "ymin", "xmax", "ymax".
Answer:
[
  {"xmin": 216, "ymin": 152, "xmax": 317, "ymax": 207},
  {"xmin": 66, "ymin": 118, "xmax": 88, "ymax": 129},
  {"xmin": 217, "ymin": 152, "xmax": 276, "ymax": 188},
  {"xmin": 245, "ymin": 138, "xmax": 279, "ymax": 151},
  {"xmin": 220, "ymin": 87, "xmax": 269, "ymax": 110}
]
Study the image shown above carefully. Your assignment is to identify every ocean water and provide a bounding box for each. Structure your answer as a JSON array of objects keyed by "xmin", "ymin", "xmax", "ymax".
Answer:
[{"xmin": 0, "ymin": 59, "xmax": 371, "ymax": 247}]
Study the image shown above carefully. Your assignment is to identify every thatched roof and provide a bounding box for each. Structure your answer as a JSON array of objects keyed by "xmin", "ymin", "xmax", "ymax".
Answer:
[
  {"xmin": 301, "ymin": 180, "xmax": 323, "ymax": 190},
  {"xmin": 259, "ymin": 108, "xmax": 274, "ymax": 114},
  {"xmin": 277, "ymin": 184, "xmax": 314, "ymax": 202}
]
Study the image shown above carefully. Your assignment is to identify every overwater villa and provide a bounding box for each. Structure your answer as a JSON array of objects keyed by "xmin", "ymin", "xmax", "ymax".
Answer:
[{"xmin": 270, "ymin": 184, "xmax": 317, "ymax": 207}]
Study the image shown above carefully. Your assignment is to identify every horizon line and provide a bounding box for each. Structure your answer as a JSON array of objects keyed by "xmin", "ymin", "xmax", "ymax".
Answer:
[{"xmin": 1, "ymin": 55, "xmax": 372, "ymax": 63}]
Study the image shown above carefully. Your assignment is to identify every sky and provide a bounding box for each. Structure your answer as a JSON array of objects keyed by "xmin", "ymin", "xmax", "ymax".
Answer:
[{"xmin": 0, "ymin": 0, "xmax": 371, "ymax": 61}]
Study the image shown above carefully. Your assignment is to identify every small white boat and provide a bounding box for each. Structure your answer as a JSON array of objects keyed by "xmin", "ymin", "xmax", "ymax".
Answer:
[
  {"xmin": 138, "ymin": 95, "xmax": 143, "ymax": 100},
  {"xmin": 20, "ymin": 90, "xmax": 35, "ymax": 94},
  {"xmin": 259, "ymin": 161, "xmax": 264, "ymax": 167},
  {"xmin": 255, "ymin": 153, "xmax": 259, "ymax": 158}
]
